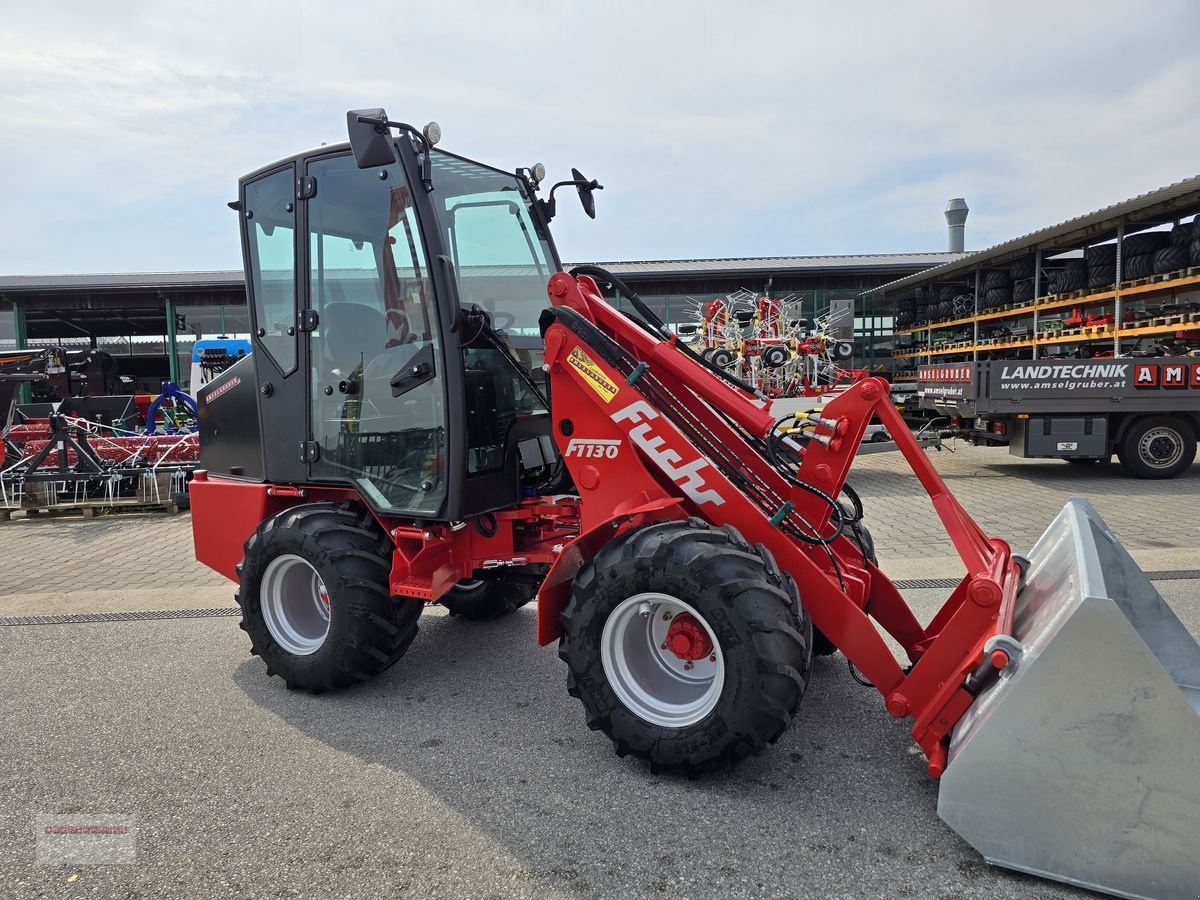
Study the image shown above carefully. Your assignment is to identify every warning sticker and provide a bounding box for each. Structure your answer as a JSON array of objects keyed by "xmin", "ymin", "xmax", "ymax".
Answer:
[{"xmin": 567, "ymin": 346, "xmax": 620, "ymax": 403}]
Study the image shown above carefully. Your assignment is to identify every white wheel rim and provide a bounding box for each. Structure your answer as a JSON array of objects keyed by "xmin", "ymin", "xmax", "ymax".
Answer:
[
  {"xmin": 261, "ymin": 554, "xmax": 331, "ymax": 656},
  {"xmin": 1139, "ymin": 427, "xmax": 1184, "ymax": 469},
  {"xmin": 600, "ymin": 592, "xmax": 724, "ymax": 728}
]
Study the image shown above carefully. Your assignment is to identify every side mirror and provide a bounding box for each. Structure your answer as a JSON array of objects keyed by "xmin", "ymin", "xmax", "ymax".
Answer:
[
  {"xmin": 346, "ymin": 108, "xmax": 396, "ymax": 169},
  {"xmin": 572, "ymin": 167, "xmax": 600, "ymax": 219}
]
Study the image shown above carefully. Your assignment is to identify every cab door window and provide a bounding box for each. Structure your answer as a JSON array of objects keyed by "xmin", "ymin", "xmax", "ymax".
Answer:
[
  {"xmin": 243, "ymin": 168, "xmax": 297, "ymax": 374},
  {"xmin": 306, "ymin": 153, "xmax": 446, "ymax": 515}
]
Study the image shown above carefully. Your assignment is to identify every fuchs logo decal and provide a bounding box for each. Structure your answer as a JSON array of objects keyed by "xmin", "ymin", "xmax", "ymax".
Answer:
[
  {"xmin": 564, "ymin": 438, "xmax": 621, "ymax": 459},
  {"xmin": 612, "ymin": 400, "xmax": 725, "ymax": 506}
]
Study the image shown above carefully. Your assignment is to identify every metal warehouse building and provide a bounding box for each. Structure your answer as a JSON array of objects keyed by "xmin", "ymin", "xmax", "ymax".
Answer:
[{"xmin": 0, "ymin": 252, "xmax": 958, "ymax": 395}]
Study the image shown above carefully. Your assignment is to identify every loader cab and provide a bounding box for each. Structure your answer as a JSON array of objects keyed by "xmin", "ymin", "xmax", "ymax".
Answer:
[{"xmin": 236, "ymin": 126, "xmax": 564, "ymax": 522}]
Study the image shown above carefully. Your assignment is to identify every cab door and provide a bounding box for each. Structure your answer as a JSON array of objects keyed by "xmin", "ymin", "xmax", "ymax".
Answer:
[
  {"xmin": 302, "ymin": 152, "xmax": 450, "ymax": 516},
  {"xmin": 240, "ymin": 163, "xmax": 308, "ymax": 483}
]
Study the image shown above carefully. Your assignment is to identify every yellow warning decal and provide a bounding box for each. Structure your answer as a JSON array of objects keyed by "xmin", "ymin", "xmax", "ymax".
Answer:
[{"xmin": 567, "ymin": 345, "xmax": 620, "ymax": 403}]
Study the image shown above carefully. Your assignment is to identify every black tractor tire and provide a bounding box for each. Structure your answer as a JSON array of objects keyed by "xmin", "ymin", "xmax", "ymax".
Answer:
[
  {"xmin": 983, "ymin": 270, "xmax": 1011, "ymax": 290},
  {"xmin": 1122, "ymin": 232, "xmax": 1171, "ymax": 257},
  {"xmin": 1012, "ymin": 278, "xmax": 1035, "ymax": 303},
  {"xmin": 440, "ymin": 567, "xmax": 543, "ymax": 620},
  {"xmin": 236, "ymin": 502, "xmax": 422, "ymax": 692},
  {"xmin": 1169, "ymin": 222, "xmax": 1194, "ymax": 247},
  {"xmin": 811, "ymin": 522, "xmax": 877, "ymax": 656},
  {"xmin": 1088, "ymin": 263, "xmax": 1116, "ymax": 289},
  {"xmin": 1117, "ymin": 416, "xmax": 1197, "ymax": 480},
  {"xmin": 1009, "ymin": 256, "xmax": 1036, "ymax": 280},
  {"xmin": 558, "ymin": 520, "xmax": 810, "ymax": 774},
  {"xmin": 984, "ymin": 287, "xmax": 1012, "ymax": 307},
  {"xmin": 1153, "ymin": 245, "xmax": 1190, "ymax": 275},
  {"xmin": 1123, "ymin": 254, "xmax": 1155, "ymax": 280},
  {"xmin": 1085, "ymin": 243, "xmax": 1117, "ymax": 265},
  {"xmin": 1191, "ymin": 238, "xmax": 1200, "ymax": 267}
]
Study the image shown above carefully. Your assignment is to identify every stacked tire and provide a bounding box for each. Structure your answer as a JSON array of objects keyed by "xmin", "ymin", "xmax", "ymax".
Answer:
[
  {"xmin": 979, "ymin": 271, "xmax": 1011, "ymax": 311},
  {"xmin": 1123, "ymin": 231, "xmax": 1171, "ymax": 282},
  {"xmin": 1010, "ymin": 256, "xmax": 1036, "ymax": 281},
  {"xmin": 1047, "ymin": 259, "xmax": 1088, "ymax": 294},
  {"xmin": 1086, "ymin": 244, "xmax": 1117, "ymax": 289},
  {"xmin": 1154, "ymin": 222, "xmax": 1193, "ymax": 275},
  {"xmin": 1192, "ymin": 217, "xmax": 1200, "ymax": 267}
]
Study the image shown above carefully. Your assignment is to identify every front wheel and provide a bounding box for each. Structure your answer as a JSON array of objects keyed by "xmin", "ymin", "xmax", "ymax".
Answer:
[
  {"xmin": 237, "ymin": 502, "xmax": 422, "ymax": 692},
  {"xmin": 558, "ymin": 520, "xmax": 810, "ymax": 774},
  {"xmin": 1117, "ymin": 416, "xmax": 1196, "ymax": 479}
]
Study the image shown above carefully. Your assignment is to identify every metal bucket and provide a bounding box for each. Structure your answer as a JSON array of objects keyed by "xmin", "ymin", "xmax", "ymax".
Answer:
[{"xmin": 938, "ymin": 499, "xmax": 1200, "ymax": 900}]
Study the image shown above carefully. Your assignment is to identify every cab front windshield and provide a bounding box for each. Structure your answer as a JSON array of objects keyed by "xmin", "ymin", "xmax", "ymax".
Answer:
[{"xmin": 428, "ymin": 151, "xmax": 558, "ymax": 348}]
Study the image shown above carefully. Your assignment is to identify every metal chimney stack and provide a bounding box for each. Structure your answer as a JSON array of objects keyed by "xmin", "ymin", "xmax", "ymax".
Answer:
[{"xmin": 945, "ymin": 198, "xmax": 968, "ymax": 252}]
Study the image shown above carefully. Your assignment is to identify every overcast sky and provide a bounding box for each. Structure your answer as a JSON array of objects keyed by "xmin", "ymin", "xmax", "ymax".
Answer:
[{"xmin": 1, "ymin": 1, "xmax": 1197, "ymax": 275}]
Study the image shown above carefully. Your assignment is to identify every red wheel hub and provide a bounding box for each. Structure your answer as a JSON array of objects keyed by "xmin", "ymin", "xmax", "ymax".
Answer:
[{"xmin": 664, "ymin": 612, "xmax": 714, "ymax": 661}]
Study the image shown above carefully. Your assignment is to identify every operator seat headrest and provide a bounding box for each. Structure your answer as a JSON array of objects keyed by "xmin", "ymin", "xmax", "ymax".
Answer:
[{"xmin": 322, "ymin": 302, "xmax": 386, "ymax": 373}]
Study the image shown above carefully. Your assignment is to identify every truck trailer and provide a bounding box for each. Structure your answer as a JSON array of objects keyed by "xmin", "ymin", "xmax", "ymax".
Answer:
[{"xmin": 919, "ymin": 356, "xmax": 1200, "ymax": 477}]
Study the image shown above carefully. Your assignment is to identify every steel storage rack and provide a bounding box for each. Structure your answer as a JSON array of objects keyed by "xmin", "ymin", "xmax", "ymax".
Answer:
[{"xmin": 869, "ymin": 176, "xmax": 1200, "ymax": 476}]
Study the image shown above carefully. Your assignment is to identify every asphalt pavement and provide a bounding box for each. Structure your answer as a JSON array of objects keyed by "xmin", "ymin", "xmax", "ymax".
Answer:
[
  {"xmin": 1, "ymin": 594, "xmax": 1111, "ymax": 900},
  {"xmin": 3, "ymin": 442, "xmax": 1199, "ymax": 898}
]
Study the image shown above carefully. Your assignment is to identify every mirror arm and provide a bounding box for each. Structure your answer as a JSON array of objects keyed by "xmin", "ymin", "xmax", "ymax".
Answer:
[{"xmin": 354, "ymin": 114, "xmax": 434, "ymax": 191}]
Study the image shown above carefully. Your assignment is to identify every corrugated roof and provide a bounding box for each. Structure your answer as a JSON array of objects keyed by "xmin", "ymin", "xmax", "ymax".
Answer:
[
  {"xmin": 574, "ymin": 252, "xmax": 963, "ymax": 278},
  {"xmin": 867, "ymin": 174, "xmax": 1200, "ymax": 296},
  {"xmin": 0, "ymin": 252, "xmax": 959, "ymax": 294},
  {"xmin": 0, "ymin": 271, "xmax": 245, "ymax": 292}
]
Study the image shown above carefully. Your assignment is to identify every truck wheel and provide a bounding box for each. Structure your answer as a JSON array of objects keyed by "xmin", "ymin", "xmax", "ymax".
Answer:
[
  {"xmin": 440, "ymin": 567, "xmax": 543, "ymax": 620},
  {"xmin": 1118, "ymin": 416, "xmax": 1196, "ymax": 479},
  {"xmin": 813, "ymin": 522, "xmax": 877, "ymax": 655},
  {"xmin": 559, "ymin": 520, "xmax": 810, "ymax": 774},
  {"xmin": 236, "ymin": 502, "xmax": 421, "ymax": 693}
]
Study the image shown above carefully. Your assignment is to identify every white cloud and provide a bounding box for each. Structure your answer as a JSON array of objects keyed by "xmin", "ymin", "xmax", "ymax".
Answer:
[{"xmin": 0, "ymin": 0, "xmax": 1197, "ymax": 272}]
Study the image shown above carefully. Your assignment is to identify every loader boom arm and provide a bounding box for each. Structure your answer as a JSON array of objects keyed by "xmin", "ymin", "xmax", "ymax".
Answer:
[{"xmin": 539, "ymin": 271, "xmax": 1022, "ymax": 771}]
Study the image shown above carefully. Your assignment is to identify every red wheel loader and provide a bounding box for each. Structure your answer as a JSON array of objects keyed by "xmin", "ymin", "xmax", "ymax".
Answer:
[{"xmin": 191, "ymin": 110, "xmax": 1200, "ymax": 899}]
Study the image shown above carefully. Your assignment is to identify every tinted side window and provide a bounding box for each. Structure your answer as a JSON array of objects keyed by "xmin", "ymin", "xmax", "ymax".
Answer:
[{"xmin": 244, "ymin": 169, "xmax": 296, "ymax": 374}]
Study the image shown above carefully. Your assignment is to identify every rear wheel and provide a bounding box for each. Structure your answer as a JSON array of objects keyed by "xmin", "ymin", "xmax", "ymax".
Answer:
[
  {"xmin": 237, "ymin": 502, "xmax": 422, "ymax": 692},
  {"xmin": 440, "ymin": 567, "xmax": 543, "ymax": 620},
  {"xmin": 1118, "ymin": 416, "xmax": 1196, "ymax": 479},
  {"xmin": 559, "ymin": 520, "xmax": 810, "ymax": 774}
]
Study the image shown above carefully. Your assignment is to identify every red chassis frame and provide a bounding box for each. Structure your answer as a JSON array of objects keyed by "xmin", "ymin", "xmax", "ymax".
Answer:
[
  {"xmin": 190, "ymin": 475, "xmax": 579, "ymax": 605},
  {"xmin": 535, "ymin": 272, "xmax": 1021, "ymax": 776}
]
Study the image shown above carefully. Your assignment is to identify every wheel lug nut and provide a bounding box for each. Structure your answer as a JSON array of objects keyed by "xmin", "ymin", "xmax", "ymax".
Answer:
[
  {"xmin": 662, "ymin": 612, "xmax": 672, "ymax": 621},
  {"xmin": 683, "ymin": 662, "xmax": 693, "ymax": 670},
  {"xmin": 660, "ymin": 642, "xmax": 668, "ymax": 650},
  {"xmin": 709, "ymin": 655, "xmax": 716, "ymax": 662}
]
